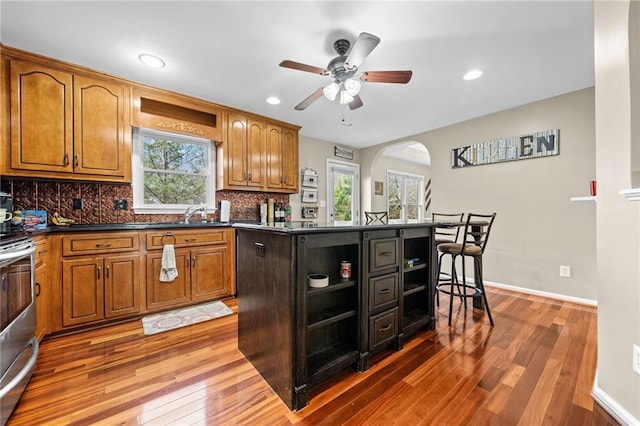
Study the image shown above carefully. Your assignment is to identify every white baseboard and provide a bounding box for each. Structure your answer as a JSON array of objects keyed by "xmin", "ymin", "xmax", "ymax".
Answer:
[
  {"xmin": 592, "ymin": 383, "xmax": 640, "ymax": 426},
  {"xmin": 481, "ymin": 279, "xmax": 597, "ymax": 306}
]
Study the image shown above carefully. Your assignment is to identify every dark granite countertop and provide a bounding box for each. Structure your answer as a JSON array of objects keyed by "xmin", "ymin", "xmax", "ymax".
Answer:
[{"xmin": 233, "ymin": 220, "xmax": 445, "ymax": 234}]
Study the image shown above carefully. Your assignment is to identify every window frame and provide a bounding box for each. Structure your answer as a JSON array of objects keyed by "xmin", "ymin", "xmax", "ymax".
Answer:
[
  {"xmin": 386, "ymin": 170, "xmax": 424, "ymax": 223},
  {"xmin": 132, "ymin": 127, "xmax": 216, "ymax": 214}
]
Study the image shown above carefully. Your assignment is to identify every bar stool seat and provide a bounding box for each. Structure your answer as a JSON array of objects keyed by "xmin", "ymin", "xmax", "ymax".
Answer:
[
  {"xmin": 436, "ymin": 212, "xmax": 496, "ymax": 326},
  {"xmin": 432, "ymin": 212, "xmax": 465, "ymax": 305}
]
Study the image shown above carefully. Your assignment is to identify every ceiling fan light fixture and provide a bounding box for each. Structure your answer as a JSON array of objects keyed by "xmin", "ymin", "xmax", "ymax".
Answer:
[
  {"xmin": 323, "ymin": 82, "xmax": 340, "ymax": 101},
  {"xmin": 339, "ymin": 90, "xmax": 355, "ymax": 105},
  {"xmin": 344, "ymin": 78, "xmax": 362, "ymax": 96}
]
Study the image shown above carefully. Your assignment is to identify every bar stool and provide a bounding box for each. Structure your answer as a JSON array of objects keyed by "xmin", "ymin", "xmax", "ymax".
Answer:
[
  {"xmin": 436, "ymin": 212, "xmax": 497, "ymax": 326},
  {"xmin": 432, "ymin": 212, "xmax": 464, "ymax": 306},
  {"xmin": 365, "ymin": 211, "xmax": 388, "ymax": 225}
]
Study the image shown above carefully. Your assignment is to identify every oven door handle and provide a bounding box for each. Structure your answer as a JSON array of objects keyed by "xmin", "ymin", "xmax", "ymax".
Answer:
[
  {"xmin": 0, "ymin": 244, "xmax": 36, "ymax": 262},
  {"xmin": 0, "ymin": 337, "xmax": 39, "ymax": 400}
]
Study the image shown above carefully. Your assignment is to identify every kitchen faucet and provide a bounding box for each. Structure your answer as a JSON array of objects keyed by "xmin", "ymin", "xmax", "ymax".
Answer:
[{"xmin": 182, "ymin": 205, "xmax": 205, "ymax": 224}]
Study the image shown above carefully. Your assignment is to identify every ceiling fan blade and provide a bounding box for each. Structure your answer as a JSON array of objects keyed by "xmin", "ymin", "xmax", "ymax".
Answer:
[
  {"xmin": 279, "ymin": 60, "xmax": 328, "ymax": 75},
  {"xmin": 344, "ymin": 32, "xmax": 381, "ymax": 70},
  {"xmin": 294, "ymin": 88, "xmax": 324, "ymax": 110},
  {"xmin": 360, "ymin": 70, "xmax": 413, "ymax": 84},
  {"xmin": 349, "ymin": 95, "xmax": 363, "ymax": 110}
]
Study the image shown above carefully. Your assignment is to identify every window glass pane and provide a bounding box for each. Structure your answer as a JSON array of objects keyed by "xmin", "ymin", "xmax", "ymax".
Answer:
[
  {"xmin": 406, "ymin": 205, "xmax": 419, "ymax": 221},
  {"xmin": 333, "ymin": 173, "xmax": 352, "ymax": 221},
  {"xmin": 144, "ymin": 172, "xmax": 207, "ymax": 205},
  {"xmin": 143, "ymin": 137, "xmax": 206, "ymax": 173}
]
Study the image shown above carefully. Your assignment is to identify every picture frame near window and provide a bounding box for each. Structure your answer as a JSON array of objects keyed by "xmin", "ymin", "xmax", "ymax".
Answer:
[{"xmin": 374, "ymin": 181, "xmax": 384, "ymax": 195}]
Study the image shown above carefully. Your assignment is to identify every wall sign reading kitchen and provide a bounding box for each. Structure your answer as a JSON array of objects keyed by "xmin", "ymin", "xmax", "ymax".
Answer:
[{"xmin": 451, "ymin": 129, "xmax": 559, "ymax": 168}]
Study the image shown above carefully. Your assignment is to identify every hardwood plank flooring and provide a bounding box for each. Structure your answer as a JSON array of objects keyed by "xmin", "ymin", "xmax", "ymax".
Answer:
[{"xmin": 7, "ymin": 288, "xmax": 616, "ymax": 425}]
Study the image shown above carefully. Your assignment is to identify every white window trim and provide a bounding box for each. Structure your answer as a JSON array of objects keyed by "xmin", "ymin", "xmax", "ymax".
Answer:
[
  {"xmin": 387, "ymin": 169, "xmax": 424, "ymax": 223},
  {"xmin": 132, "ymin": 127, "xmax": 216, "ymax": 214}
]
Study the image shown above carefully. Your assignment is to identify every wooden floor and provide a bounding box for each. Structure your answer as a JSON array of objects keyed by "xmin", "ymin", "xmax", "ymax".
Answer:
[{"xmin": 8, "ymin": 287, "xmax": 611, "ymax": 425}]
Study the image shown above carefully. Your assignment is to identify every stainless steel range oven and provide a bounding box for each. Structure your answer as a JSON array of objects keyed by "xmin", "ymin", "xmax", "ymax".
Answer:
[{"xmin": 0, "ymin": 236, "xmax": 38, "ymax": 426}]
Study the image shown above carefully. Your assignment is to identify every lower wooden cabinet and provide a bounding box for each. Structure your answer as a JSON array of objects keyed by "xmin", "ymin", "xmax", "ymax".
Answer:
[
  {"xmin": 146, "ymin": 229, "xmax": 234, "ymax": 310},
  {"xmin": 49, "ymin": 227, "xmax": 235, "ymax": 334},
  {"xmin": 62, "ymin": 254, "xmax": 141, "ymax": 327},
  {"xmin": 34, "ymin": 236, "xmax": 49, "ymax": 341}
]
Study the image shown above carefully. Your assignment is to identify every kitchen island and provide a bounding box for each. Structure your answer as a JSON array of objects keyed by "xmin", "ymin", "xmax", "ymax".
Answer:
[{"xmin": 234, "ymin": 221, "xmax": 440, "ymax": 410}]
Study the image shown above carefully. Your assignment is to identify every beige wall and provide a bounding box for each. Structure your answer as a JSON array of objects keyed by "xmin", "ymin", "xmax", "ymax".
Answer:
[
  {"xmin": 361, "ymin": 88, "xmax": 597, "ymax": 303},
  {"xmin": 593, "ymin": 1, "xmax": 640, "ymax": 423}
]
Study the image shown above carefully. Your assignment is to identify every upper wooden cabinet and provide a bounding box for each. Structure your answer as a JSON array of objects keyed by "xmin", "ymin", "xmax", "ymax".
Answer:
[
  {"xmin": 218, "ymin": 112, "xmax": 299, "ymax": 193},
  {"xmin": 266, "ymin": 124, "xmax": 299, "ymax": 191},
  {"xmin": 5, "ymin": 58, "xmax": 131, "ymax": 182}
]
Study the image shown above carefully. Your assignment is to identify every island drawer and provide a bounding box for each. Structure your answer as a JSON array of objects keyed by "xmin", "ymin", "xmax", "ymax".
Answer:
[
  {"xmin": 62, "ymin": 232, "xmax": 140, "ymax": 256},
  {"xmin": 146, "ymin": 228, "xmax": 230, "ymax": 249},
  {"xmin": 369, "ymin": 272, "xmax": 398, "ymax": 312},
  {"xmin": 369, "ymin": 307, "xmax": 398, "ymax": 351},
  {"xmin": 369, "ymin": 237, "xmax": 399, "ymax": 272}
]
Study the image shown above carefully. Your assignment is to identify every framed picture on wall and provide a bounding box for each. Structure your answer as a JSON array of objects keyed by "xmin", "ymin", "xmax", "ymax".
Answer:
[{"xmin": 375, "ymin": 181, "xmax": 383, "ymax": 195}]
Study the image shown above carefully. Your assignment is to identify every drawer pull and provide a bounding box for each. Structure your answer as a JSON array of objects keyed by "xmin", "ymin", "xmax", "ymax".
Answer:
[
  {"xmin": 185, "ymin": 238, "xmax": 197, "ymax": 242},
  {"xmin": 378, "ymin": 323, "xmax": 392, "ymax": 332},
  {"xmin": 63, "ymin": 153, "xmax": 69, "ymax": 166},
  {"xmin": 74, "ymin": 155, "xmax": 79, "ymax": 168},
  {"xmin": 191, "ymin": 258, "xmax": 196, "ymax": 267},
  {"xmin": 378, "ymin": 288, "xmax": 391, "ymax": 294},
  {"xmin": 35, "ymin": 282, "xmax": 41, "ymax": 297},
  {"xmin": 96, "ymin": 266, "xmax": 101, "ymax": 279},
  {"xmin": 38, "ymin": 249, "xmax": 48, "ymax": 255},
  {"xmin": 95, "ymin": 243, "xmax": 112, "ymax": 248},
  {"xmin": 105, "ymin": 266, "xmax": 110, "ymax": 279},
  {"xmin": 379, "ymin": 251, "xmax": 393, "ymax": 257}
]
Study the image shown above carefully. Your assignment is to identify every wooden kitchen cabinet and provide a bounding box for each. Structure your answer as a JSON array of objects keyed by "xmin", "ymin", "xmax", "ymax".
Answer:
[
  {"xmin": 266, "ymin": 124, "xmax": 298, "ymax": 191},
  {"xmin": 55, "ymin": 232, "xmax": 142, "ymax": 329},
  {"xmin": 34, "ymin": 236, "xmax": 49, "ymax": 341},
  {"xmin": 145, "ymin": 228, "xmax": 235, "ymax": 310},
  {"xmin": 62, "ymin": 253, "xmax": 141, "ymax": 327},
  {"xmin": 218, "ymin": 112, "xmax": 299, "ymax": 193},
  {"xmin": 224, "ymin": 113, "xmax": 265, "ymax": 189},
  {"xmin": 5, "ymin": 57, "xmax": 130, "ymax": 182}
]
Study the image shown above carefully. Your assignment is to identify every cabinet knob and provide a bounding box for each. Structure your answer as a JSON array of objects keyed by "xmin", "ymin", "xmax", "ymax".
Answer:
[
  {"xmin": 63, "ymin": 153, "xmax": 70, "ymax": 166},
  {"xmin": 74, "ymin": 155, "xmax": 79, "ymax": 167}
]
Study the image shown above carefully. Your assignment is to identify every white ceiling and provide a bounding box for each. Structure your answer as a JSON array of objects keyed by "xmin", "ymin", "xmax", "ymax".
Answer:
[{"xmin": 0, "ymin": 1, "xmax": 594, "ymax": 150}]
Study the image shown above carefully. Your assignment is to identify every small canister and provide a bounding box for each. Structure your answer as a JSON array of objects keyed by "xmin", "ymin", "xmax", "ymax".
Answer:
[{"xmin": 340, "ymin": 261, "xmax": 351, "ymax": 280}]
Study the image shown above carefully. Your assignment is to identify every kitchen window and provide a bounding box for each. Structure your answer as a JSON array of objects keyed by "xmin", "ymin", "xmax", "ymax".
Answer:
[
  {"xmin": 132, "ymin": 128, "xmax": 215, "ymax": 213},
  {"xmin": 387, "ymin": 170, "xmax": 424, "ymax": 223}
]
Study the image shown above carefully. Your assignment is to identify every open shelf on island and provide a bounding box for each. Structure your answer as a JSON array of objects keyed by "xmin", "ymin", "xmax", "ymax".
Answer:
[
  {"xmin": 404, "ymin": 281, "xmax": 427, "ymax": 296},
  {"xmin": 308, "ymin": 278, "xmax": 356, "ymax": 296}
]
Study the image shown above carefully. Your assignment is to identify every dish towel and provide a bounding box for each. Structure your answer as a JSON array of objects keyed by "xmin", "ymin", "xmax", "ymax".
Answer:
[{"xmin": 159, "ymin": 244, "xmax": 178, "ymax": 282}]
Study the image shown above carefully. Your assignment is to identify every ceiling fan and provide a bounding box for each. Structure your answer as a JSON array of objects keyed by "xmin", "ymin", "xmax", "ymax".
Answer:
[{"xmin": 279, "ymin": 32, "xmax": 413, "ymax": 111}]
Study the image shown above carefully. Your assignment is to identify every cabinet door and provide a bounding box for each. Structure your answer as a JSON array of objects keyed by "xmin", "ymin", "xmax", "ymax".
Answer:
[
  {"xmin": 10, "ymin": 60, "xmax": 73, "ymax": 173},
  {"xmin": 226, "ymin": 113, "xmax": 249, "ymax": 187},
  {"xmin": 146, "ymin": 249, "xmax": 191, "ymax": 310},
  {"xmin": 73, "ymin": 75, "xmax": 127, "ymax": 177},
  {"xmin": 191, "ymin": 245, "xmax": 231, "ymax": 301},
  {"xmin": 281, "ymin": 127, "xmax": 298, "ymax": 191},
  {"xmin": 104, "ymin": 254, "xmax": 141, "ymax": 318},
  {"xmin": 62, "ymin": 257, "xmax": 104, "ymax": 326},
  {"xmin": 266, "ymin": 124, "xmax": 284, "ymax": 189},
  {"xmin": 247, "ymin": 119, "xmax": 266, "ymax": 188},
  {"xmin": 35, "ymin": 266, "xmax": 48, "ymax": 341}
]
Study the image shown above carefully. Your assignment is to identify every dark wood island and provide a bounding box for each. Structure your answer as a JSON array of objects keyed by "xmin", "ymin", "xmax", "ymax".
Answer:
[{"xmin": 234, "ymin": 221, "xmax": 440, "ymax": 410}]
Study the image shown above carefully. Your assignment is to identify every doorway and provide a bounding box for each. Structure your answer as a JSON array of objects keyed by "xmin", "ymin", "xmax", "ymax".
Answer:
[{"xmin": 327, "ymin": 159, "xmax": 360, "ymax": 225}]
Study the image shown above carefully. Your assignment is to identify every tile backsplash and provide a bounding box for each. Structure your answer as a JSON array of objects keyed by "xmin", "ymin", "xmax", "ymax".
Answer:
[{"xmin": 0, "ymin": 178, "xmax": 289, "ymax": 225}]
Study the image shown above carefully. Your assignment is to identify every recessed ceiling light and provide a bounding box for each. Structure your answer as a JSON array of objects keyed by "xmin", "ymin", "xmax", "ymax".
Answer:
[
  {"xmin": 138, "ymin": 53, "xmax": 166, "ymax": 68},
  {"xmin": 463, "ymin": 69, "xmax": 483, "ymax": 81},
  {"xmin": 266, "ymin": 96, "xmax": 281, "ymax": 105}
]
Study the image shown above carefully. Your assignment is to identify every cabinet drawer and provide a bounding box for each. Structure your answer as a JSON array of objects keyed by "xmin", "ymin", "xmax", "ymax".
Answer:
[
  {"xmin": 369, "ymin": 238, "xmax": 399, "ymax": 272},
  {"xmin": 369, "ymin": 272, "xmax": 398, "ymax": 312},
  {"xmin": 369, "ymin": 308, "xmax": 398, "ymax": 351},
  {"xmin": 146, "ymin": 228, "xmax": 230, "ymax": 249},
  {"xmin": 34, "ymin": 238, "xmax": 48, "ymax": 265},
  {"xmin": 62, "ymin": 233, "xmax": 139, "ymax": 256}
]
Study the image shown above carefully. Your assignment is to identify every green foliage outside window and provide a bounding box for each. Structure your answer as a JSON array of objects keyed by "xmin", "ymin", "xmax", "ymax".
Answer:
[
  {"xmin": 333, "ymin": 174, "xmax": 352, "ymax": 221},
  {"xmin": 142, "ymin": 136, "xmax": 208, "ymax": 205}
]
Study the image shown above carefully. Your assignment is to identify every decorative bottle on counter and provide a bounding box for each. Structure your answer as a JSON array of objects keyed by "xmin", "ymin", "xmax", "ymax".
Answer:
[{"xmin": 285, "ymin": 203, "xmax": 292, "ymax": 223}]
